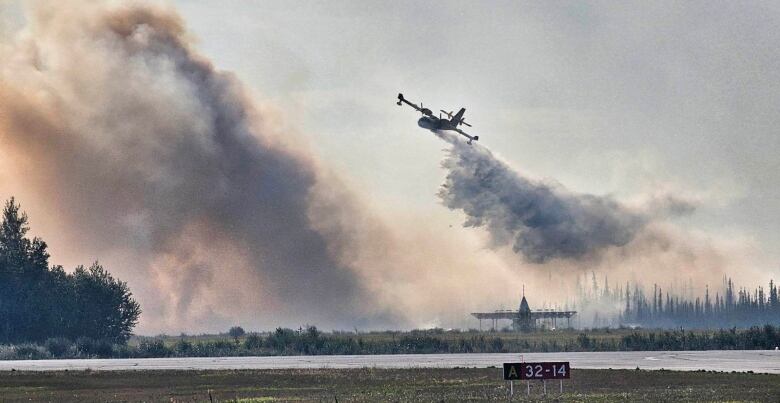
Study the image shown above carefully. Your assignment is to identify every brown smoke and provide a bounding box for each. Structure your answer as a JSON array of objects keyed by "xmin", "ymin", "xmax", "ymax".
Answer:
[
  {"xmin": 0, "ymin": 3, "xmax": 401, "ymax": 331},
  {"xmin": 0, "ymin": 3, "xmax": 756, "ymax": 333}
]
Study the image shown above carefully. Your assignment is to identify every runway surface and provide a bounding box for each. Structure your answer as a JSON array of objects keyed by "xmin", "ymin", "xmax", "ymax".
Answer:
[{"xmin": 0, "ymin": 350, "xmax": 778, "ymax": 373}]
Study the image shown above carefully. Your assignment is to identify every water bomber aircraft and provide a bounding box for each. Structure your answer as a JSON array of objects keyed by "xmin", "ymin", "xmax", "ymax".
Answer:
[{"xmin": 396, "ymin": 93, "xmax": 479, "ymax": 144}]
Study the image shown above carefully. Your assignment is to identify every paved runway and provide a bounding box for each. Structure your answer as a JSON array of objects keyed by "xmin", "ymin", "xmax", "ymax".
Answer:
[{"xmin": 0, "ymin": 350, "xmax": 778, "ymax": 373}]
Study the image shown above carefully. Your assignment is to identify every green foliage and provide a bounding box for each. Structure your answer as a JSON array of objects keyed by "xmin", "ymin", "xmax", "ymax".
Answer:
[
  {"xmin": 0, "ymin": 198, "xmax": 140, "ymax": 344},
  {"xmin": 72, "ymin": 262, "xmax": 141, "ymax": 343},
  {"xmin": 243, "ymin": 333, "xmax": 263, "ymax": 350},
  {"xmin": 44, "ymin": 337, "xmax": 73, "ymax": 357},
  {"xmin": 174, "ymin": 339, "xmax": 194, "ymax": 356},
  {"xmin": 228, "ymin": 326, "xmax": 246, "ymax": 343},
  {"xmin": 398, "ymin": 334, "xmax": 447, "ymax": 353},
  {"xmin": 2, "ymin": 325, "xmax": 780, "ymax": 360},
  {"xmin": 620, "ymin": 326, "xmax": 780, "ymax": 351},
  {"xmin": 192, "ymin": 340, "xmax": 238, "ymax": 356},
  {"xmin": 577, "ymin": 333, "xmax": 592, "ymax": 349},
  {"xmin": 75, "ymin": 337, "xmax": 114, "ymax": 358},
  {"xmin": 137, "ymin": 340, "xmax": 171, "ymax": 358},
  {"xmin": 13, "ymin": 343, "xmax": 50, "ymax": 359},
  {"xmin": 266, "ymin": 327, "xmax": 296, "ymax": 351}
]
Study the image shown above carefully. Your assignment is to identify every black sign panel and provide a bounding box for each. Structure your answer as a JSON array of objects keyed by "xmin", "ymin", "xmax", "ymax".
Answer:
[{"xmin": 503, "ymin": 362, "xmax": 570, "ymax": 380}]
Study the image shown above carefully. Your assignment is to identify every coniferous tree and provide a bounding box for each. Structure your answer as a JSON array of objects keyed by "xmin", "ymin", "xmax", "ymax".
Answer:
[{"xmin": 0, "ymin": 198, "xmax": 140, "ymax": 343}]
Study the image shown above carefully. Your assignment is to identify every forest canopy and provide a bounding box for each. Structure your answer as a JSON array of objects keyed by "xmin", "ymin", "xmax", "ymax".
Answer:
[{"xmin": 0, "ymin": 198, "xmax": 140, "ymax": 343}]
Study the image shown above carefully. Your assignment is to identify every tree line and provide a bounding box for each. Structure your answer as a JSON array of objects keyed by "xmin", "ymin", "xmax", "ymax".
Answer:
[
  {"xmin": 0, "ymin": 198, "xmax": 140, "ymax": 344},
  {"xmin": 574, "ymin": 272, "xmax": 780, "ymax": 329},
  {"xmin": 7, "ymin": 325, "xmax": 780, "ymax": 360},
  {"xmin": 621, "ymin": 278, "xmax": 780, "ymax": 328}
]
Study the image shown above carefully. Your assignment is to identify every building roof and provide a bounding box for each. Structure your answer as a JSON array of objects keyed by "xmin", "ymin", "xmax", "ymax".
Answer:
[
  {"xmin": 471, "ymin": 310, "xmax": 577, "ymax": 320},
  {"xmin": 519, "ymin": 296, "xmax": 530, "ymax": 313}
]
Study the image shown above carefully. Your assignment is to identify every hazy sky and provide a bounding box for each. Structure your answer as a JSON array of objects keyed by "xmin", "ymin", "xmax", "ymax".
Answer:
[
  {"xmin": 172, "ymin": 0, "xmax": 780, "ymax": 266},
  {"xmin": 1, "ymin": 1, "xmax": 778, "ymax": 333}
]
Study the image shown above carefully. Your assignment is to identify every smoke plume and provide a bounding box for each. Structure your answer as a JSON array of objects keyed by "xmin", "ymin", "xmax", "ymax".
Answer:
[
  {"xmin": 0, "ymin": 2, "xmax": 752, "ymax": 333},
  {"xmin": 436, "ymin": 131, "xmax": 692, "ymax": 263},
  {"xmin": 432, "ymin": 130, "xmax": 758, "ymax": 323},
  {"xmin": 0, "ymin": 3, "xmax": 400, "ymax": 331}
]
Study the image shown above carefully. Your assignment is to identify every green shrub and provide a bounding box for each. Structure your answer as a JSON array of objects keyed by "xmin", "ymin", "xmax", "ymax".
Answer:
[
  {"xmin": 137, "ymin": 340, "xmax": 171, "ymax": 358},
  {"xmin": 489, "ymin": 337, "xmax": 504, "ymax": 352},
  {"xmin": 44, "ymin": 338, "xmax": 73, "ymax": 357},
  {"xmin": 14, "ymin": 344, "xmax": 50, "ymax": 359},
  {"xmin": 192, "ymin": 340, "xmax": 236, "ymax": 357},
  {"xmin": 174, "ymin": 339, "xmax": 193, "ymax": 356},
  {"xmin": 76, "ymin": 337, "xmax": 114, "ymax": 357},
  {"xmin": 0, "ymin": 346, "xmax": 17, "ymax": 360},
  {"xmin": 112, "ymin": 343, "xmax": 132, "ymax": 358},
  {"xmin": 228, "ymin": 326, "xmax": 246, "ymax": 342},
  {"xmin": 266, "ymin": 328, "xmax": 296, "ymax": 351},
  {"xmin": 243, "ymin": 334, "xmax": 263, "ymax": 350}
]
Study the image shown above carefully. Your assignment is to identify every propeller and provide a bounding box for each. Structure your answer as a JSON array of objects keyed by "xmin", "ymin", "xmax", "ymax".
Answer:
[
  {"xmin": 419, "ymin": 103, "xmax": 432, "ymax": 116},
  {"xmin": 441, "ymin": 110, "xmax": 472, "ymax": 127}
]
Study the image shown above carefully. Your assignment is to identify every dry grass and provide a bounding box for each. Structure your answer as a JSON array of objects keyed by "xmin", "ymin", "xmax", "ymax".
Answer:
[
  {"xmin": 0, "ymin": 368, "xmax": 777, "ymax": 402},
  {"xmin": 134, "ymin": 328, "xmax": 639, "ymax": 350}
]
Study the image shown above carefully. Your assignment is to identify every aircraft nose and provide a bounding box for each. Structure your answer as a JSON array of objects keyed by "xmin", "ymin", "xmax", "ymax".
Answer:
[{"xmin": 417, "ymin": 117, "xmax": 433, "ymax": 130}]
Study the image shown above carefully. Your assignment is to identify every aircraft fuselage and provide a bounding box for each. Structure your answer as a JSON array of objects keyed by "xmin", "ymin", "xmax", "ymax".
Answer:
[{"xmin": 417, "ymin": 116, "xmax": 456, "ymax": 132}]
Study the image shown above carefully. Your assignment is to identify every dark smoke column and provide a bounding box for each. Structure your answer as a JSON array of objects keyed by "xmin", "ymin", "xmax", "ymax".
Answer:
[{"xmin": 0, "ymin": 4, "xmax": 393, "ymax": 331}]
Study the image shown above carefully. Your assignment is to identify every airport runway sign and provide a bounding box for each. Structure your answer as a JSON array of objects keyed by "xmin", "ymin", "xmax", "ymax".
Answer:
[
  {"xmin": 503, "ymin": 361, "xmax": 570, "ymax": 380},
  {"xmin": 503, "ymin": 361, "xmax": 571, "ymax": 397}
]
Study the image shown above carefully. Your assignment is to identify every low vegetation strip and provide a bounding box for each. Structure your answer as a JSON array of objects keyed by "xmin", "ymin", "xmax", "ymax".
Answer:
[
  {"xmin": 2, "ymin": 325, "xmax": 780, "ymax": 360},
  {"xmin": 0, "ymin": 368, "xmax": 777, "ymax": 402},
  {"xmin": 142, "ymin": 325, "xmax": 780, "ymax": 358}
]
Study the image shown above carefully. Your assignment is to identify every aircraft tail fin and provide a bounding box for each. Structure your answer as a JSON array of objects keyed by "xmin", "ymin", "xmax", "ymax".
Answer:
[{"xmin": 450, "ymin": 108, "xmax": 466, "ymax": 126}]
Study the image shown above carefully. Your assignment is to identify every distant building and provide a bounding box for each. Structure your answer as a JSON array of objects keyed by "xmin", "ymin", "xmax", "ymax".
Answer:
[{"xmin": 471, "ymin": 295, "xmax": 576, "ymax": 331}]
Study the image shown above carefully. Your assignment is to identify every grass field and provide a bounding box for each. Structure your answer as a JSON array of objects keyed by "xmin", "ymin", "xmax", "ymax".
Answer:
[
  {"xmin": 135, "ymin": 328, "xmax": 639, "ymax": 347},
  {"xmin": 130, "ymin": 326, "xmax": 778, "ymax": 357},
  {"xmin": 0, "ymin": 368, "xmax": 778, "ymax": 402},
  {"xmin": 131, "ymin": 327, "xmax": 673, "ymax": 354},
  {"xmin": 7, "ymin": 326, "xmax": 771, "ymax": 361}
]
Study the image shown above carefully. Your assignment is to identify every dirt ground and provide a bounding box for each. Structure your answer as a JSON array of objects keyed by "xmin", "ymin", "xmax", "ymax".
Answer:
[{"xmin": 0, "ymin": 367, "xmax": 778, "ymax": 402}]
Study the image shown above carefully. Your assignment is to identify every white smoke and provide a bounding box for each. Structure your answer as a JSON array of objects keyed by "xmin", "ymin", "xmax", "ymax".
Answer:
[{"xmin": 436, "ymin": 131, "xmax": 694, "ymax": 263}]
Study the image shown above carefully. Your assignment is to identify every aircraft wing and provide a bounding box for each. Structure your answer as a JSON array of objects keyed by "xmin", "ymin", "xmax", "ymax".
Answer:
[
  {"xmin": 397, "ymin": 93, "xmax": 432, "ymax": 116},
  {"xmin": 455, "ymin": 128, "xmax": 479, "ymax": 144}
]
